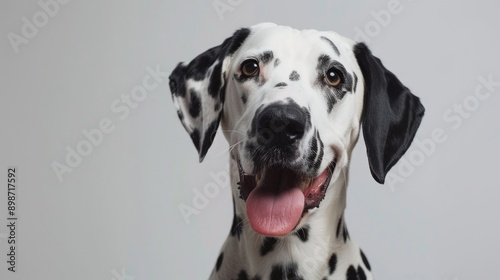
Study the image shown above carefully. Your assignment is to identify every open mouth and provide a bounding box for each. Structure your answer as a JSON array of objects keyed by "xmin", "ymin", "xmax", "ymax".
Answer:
[{"xmin": 238, "ymin": 159, "xmax": 336, "ymax": 236}]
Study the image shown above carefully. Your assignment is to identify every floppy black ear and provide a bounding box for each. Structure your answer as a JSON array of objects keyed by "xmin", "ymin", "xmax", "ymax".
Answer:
[
  {"xmin": 169, "ymin": 28, "xmax": 250, "ymax": 162},
  {"xmin": 354, "ymin": 43, "xmax": 425, "ymax": 184}
]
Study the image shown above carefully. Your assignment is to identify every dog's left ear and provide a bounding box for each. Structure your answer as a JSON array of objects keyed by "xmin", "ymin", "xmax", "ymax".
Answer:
[
  {"xmin": 169, "ymin": 28, "xmax": 251, "ymax": 162},
  {"xmin": 354, "ymin": 43, "xmax": 425, "ymax": 184}
]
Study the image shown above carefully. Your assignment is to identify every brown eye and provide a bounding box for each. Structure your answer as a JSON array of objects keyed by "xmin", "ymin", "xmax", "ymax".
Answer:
[
  {"xmin": 324, "ymin": 67, "xmax": 342, "ymax": 88},
  {"xmin": 241, "ymin": 59, "xmax": 259, "ymax": 77}
]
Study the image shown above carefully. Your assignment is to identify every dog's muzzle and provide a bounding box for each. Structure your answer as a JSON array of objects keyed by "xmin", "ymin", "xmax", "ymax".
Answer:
[{"xmin": 237, "ymin": 102, "xmax": 336, "ymax": 236}]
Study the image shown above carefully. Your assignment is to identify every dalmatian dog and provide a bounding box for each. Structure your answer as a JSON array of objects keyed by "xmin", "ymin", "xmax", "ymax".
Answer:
[{"xmin": 169, "ymin": 23, "xmax": 424, "ymax": 280}]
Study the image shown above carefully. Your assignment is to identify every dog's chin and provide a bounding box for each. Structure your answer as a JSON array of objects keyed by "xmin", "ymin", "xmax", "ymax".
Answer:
[{"xmin": 237, "ymin": 158, "xmax": 336, "ymax": 237}]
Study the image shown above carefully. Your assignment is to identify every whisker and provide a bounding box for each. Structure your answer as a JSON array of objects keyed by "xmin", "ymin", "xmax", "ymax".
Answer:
[
  {"xmin": 219, "ymin": 129, "xmax": 246, "ymax": 137},
  {"xmin": 201, "ymin": 129, "xmax": 247, "ymax": 163},
  {"xmin": 228, "ymin": 140, "xmax": 244, "ymax": 152},
  {"xmin": 203, "ymin": 139, "xmax": 245, "ymax": 162}
]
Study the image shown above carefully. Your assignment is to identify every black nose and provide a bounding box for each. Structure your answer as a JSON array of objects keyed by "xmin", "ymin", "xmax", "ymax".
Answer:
[{"xmin": 256, "ymin": 104, "xmax": 307, "ymax": 146}]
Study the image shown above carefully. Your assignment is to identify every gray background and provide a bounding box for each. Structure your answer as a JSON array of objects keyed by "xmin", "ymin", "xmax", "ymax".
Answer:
[{"xmin": 1, "ymin": 0, "xmax": 499, "ymax": 279}]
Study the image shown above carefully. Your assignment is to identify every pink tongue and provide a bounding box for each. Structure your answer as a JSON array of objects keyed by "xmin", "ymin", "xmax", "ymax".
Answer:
[{"xmin": 246, "ymin": 182, "xmax": 305, "ymax": 236}]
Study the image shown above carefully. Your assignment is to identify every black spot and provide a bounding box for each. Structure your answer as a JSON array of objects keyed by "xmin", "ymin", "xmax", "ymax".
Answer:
[
  {"xmin": 230, "ymin": 199, "xmax": 243, "ymax": 239},
  {"xmin": 275, "ymin": 82, "xmax": 288, "ymax": 87},
  {"xmin": 215, "ymin": 252, "xmax": 223, "ymax": 272},
  {"xmin": 360, "ymin": 249, "xmax": 371, "ymax": 271},
  {"xmin": 214, "ymin": 102, "xmax": 221, "ymax": 111},
  {"xmin": 237, "ymin": 270, "xmax": 248, "ymax": 280},
  {"xmin": 260, "ymin": 51, "xmax": 274, "ymax": 65},
  {"xmin": 313, "ymin": 132, "xmax": 324, "ymax": 172},
  {"xmin": 190, "ymin": 129, "xmax": 201, "ymax": 152},
  {"xmin": 270, "ymin": 263, "xmax": 303, "ymax": 280},
  {"xmin": 241, "ymin": 93, "xmax": 248, "ymax": 104},
  {"xmin": 346, "ymin": 265, "xmax": 357, "ymax": 280},
  {"xmin": 288, "ymin": 265, "xmax": 304, "ymax": 280},
  {"xmin": 208, "ymin": 62, "xmax": 223, "ymax": 98},
  {"xmin": 188, "ymin": 89, "xmax": 201, "ymax": 118},
  {"xmin": 169, "ymin": 78, "xmax": 178, "ymax": 94},
  {"xmin": 227, "ymin": 28, "xmax": 251, "ymax": 55},
  {"xmin": 328, "ymin": 253, "xmax": 337, "ymax": 275},
  {"xmin": 184, "ymin": 47, "xmax": 220, "ymax": 81},
  {"xmin": 295, "ymin": 225, "xmax": 309, "ymax": 242},
  {"xmin": 343, "ymin": 224, "xmax": 350, "ymax": 243},
  {"xmin": 326, "ymin": 92, "xmax": 338, "ymax": 112},
  {"xmin": 169, "ymin": 63, "xmax": 187, "ymax": 97},
  {"xmin": 177, "ymin": 110, "xmax": 184, "ymax": 121},
  {"xmin": 335, "ymin": 217, "xmax": 342, "ymax": 239},
  {"xmin": 169, "ymin": 75, "xmax": 179, "ymax": 93},
  {"xmin": 219, "ymin": 74, "xmax": 228, "ymax": 104},
  {"xmin": 317, "ymin": 55, "xmax": 331, "ymax": 71},
  {"xmin": 353, "ymin": 72, "xmax": 358, "ymax": 93},
  {"xmin": 307, "ymin": 133, "xmax": 318, "ymax": 169},
  {"xmin": 346, "ymin": 264, "xmax": 368, "ymax": 280},
  {"xmin": 260, "ymin": 237, "xmax": 277, "ymax": 256},
  {"xmin": 325, "ymin": 93, "xmax": 336, "ymax": 112},
  {"xmin": 274, "ymin": 58, "xmax": 281, "ymax": 67},
  {"xmin": 200, "ymin": 117, "xmax": 221, "ymax": 159},
  {"xmin": 289, "ymin": 70, "xmax": 300, "ymax": 81},
  {"xmin": 270, "ymin": 265, "xmax": 284, "ymax": 280},
  {"xmin": 357, "ymin": 266, "xmax": 367, "ymax": 280},
  {"xmin": 321, "ymin": 36, "xmax": 340, "ymax": 56}
]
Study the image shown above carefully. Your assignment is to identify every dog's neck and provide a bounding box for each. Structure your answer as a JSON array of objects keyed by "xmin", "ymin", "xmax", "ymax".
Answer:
[{"xmin": 211, "ymin": 158, "xmax": 370, "ymax": 280}]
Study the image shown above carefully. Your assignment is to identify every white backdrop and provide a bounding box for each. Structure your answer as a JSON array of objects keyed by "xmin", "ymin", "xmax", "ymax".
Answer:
[{"xmin": 1, "ymin": 0, "xmax": 499, "ymax": 279}]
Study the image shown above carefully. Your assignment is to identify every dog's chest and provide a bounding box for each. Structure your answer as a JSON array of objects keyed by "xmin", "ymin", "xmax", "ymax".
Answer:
[{"xmin": 210, "ymin": 226, "xmax": 373, "ymax": 280}]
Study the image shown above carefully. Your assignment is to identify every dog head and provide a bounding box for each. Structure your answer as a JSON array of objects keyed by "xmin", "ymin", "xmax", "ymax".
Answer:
[{"xmin": 169, "ymin": 23, "xmax": 424, "ymax": 236}]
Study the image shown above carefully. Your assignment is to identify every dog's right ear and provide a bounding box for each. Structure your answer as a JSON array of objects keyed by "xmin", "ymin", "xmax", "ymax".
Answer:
[
  {"xmin": 169, "ymin": 28, "xmax": 251, "ymax": 162},
  {"xmin": 354, "ymin": 43, "xmax": 425, "ymax": 184}
]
